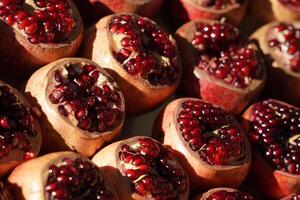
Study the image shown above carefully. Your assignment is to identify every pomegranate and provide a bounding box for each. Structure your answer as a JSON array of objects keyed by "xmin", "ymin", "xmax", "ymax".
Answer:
[
  {"xmin": 92, "ymin": 136, "xmax": 190, "ymax": 200},
  {"xmin": 0, "ymin": 0, "xmax": 83, "ymax": 76},
  {"xmin": 167, "ymin": 0, "xmax": 248, "ymax": 27},
  {"xmin": 281, "ymin": 194, "xmax": 300, "ymax": 200},
  {"xmin": 252, "ymin": 22, "xmax": 300, "ymax": 106},
  {"xmin": 0, "ymin": 81, "xmax": 41, "ymax": 177},
  {"xmin": 81, "ymin": 13, "xmax": 182, "ymax": 115},
  {"xmin": 176, "ymin": 20, "xmax": 266, "ymax": 115},
  {"xmin": 25, "ymin": 58, "xmax": 125, "ymax": 157},
  {"xmin": 8, "ymin": 151, "xmax": 118, "ymax": 200},
  {"xmin": 153, "ymin": 98, "xmax": 251, "ymax": 190},
  {"xmin": 242, "ymin": 99, "xmax": 300, "ymax": 198},
  {"xmin": 193, "ymin": 187, "xmax": 254, "ymax": 200},
  {"xmin": 0, "ymin": 181, "xmax": 13, "ymax": 200}
]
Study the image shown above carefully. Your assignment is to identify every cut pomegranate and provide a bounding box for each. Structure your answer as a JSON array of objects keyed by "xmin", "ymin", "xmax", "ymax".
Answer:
[
  {"xmin": 81, "ymin": 13, "xmax": 182, "ymax": 115},
  {"xmin": 193, "ymin": 187, "xmax": 254, "ymax": 200},
  {"xmin": 176, "ymin": 20, "xmax": 266, "ymax": 115},
  {"xmin": 25, "ymin": 58, "xmax": 125, "ymax": 157},
  {"xmin": 0, "ymin": 181, "xmax": 13, "ymax": 200},
  {"xmin": 92, "ymin": 136, "xmax": 189, "ymax": 199},
  {"xmin": 252, "ymin": 21, "xmax": 300, "ymax": 106},
  {"xmin": 281, "ymin": 194, "xmax": 300, "ymax": 200},
  {"xmin": 0, "ymin": 0, "xmax": 83, "ymax": 75},
  {"xmin": 0, "ymin": 80, "xmax": 41, "ymax": 176},
  {"xmin": 8, "ymin": 151, "xmax": 118, "ymax": 200},
  {"xmin": 242, "ymin": 99, "xmax": 300, "ymax": 198},
  {"xmin": 153, "ymin": 98, "xmax": 251, "ymax": 190}
]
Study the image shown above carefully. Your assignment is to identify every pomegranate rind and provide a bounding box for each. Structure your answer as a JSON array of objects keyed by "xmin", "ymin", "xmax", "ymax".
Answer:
[
  {"xmin": 92, "ymin": 136, "xmax": 190, "ymax": 200},
  {"xmin": 25, "ymin": 58, "xmax": 125, "ymax": 157},
  {"xmin": 81, "ymin": 13, "xmax": 182, "ymax": 115},
  {"xmin": 251, "ymin": 22, "xmax": 300, "ymax": 106},
  {"xmin": 176, "ymin": 20, "xmax": 266, "ymax": 115},
  {"xmin": 0, "ymin": 81, "xmax": 41, "ymax": 177},
  {"xmin": 153, "ymin": 98, "xmax": 251, "ymax": 191},
  {"xmin": 8, "ymin": 151, "xmax": 119, "ymax": 200},
  {"xmin": 241, "ymin": 99, "xmax": 300, "ymax": 198},
  {"xmin": 193, "ymin": 187, "xmax": 249, "ymax": 200}
]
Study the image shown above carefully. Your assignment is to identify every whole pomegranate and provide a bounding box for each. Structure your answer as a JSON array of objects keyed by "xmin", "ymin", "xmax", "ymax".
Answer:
[
  {"xmin": 242, "ymin": 99, "xmax": 300, "ymax": 198},
  {"xmin": 0, "ymin": 0, "xmax": 83, "ymax": 76},
  {"xmin": 92, "ymin": 136, "xmax": 190, "ymax": 200},
  {"xmin": 193, "ymin": 187, "xmax": 254, "ymax": 200},
  {"xmin": 252, "ymin": 21, "xmax": 300, "ymax": 106},
  {"xmin": 81, "ymin": 13, "xmax": 182, "ymax": 115},
  {"xmin": 176, "ymin": 20, "xmax": 266, "ymax": 115},
  {"xmin": 153, "ymin": 98, "xmax": 251, "ymax": 190},
  {"xmin": 0, "ymin": 81, "xmax": 41, "ymax": 177},
  {"xmin": 25, "ymin": 58, "xmax": 125, "ymax": 157},
  {"xmin": 8, "ymin": 151, "xmax": 119, "ymax": 200}
]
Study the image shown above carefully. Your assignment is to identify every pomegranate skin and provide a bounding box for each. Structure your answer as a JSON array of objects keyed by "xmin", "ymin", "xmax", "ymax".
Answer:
[
  {"xmin": 252, "ymin": 21, "xmax": 300, "ymax": 106},
  {"xmin": 153, "ymin": 98, "xmax": 251, "ymax": 191},
  {"xmin": 92, "ymin": 136, "xmax": 190, "ymax": 200},
  {"xmin": 0, "ymin": 0, "xmax": 83, "ymax": 77},
  {"xmin": 241, "ymin": 99, "xmax": 300, "ymax": 198},
  {"xmin": 193, "ymin": 187, "xmax": 254, "ymax": 200},
  {"xmin": 0, "ymin": 81, "xmax": 41, "ymax": 177},
  {"xmin": 81, "ymin": 13, "xmax": 182, "ymax": 115},
  {"xmin": 25, "ymin": 58, "xmax": 125, "ymax": 157},
  {"xmin": 8, "ymin": 151, "xmax": 119, "ymax": 200},
  {"xmin": 176, "ymin": 20, "xmax": 266, "ymax": 115}
]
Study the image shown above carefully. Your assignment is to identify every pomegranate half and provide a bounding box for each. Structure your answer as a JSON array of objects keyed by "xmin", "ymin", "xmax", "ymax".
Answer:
[
  {"xmin": 252, "ymin": 21, "xmax": 300, "ymax": 106},
  {"xmin": 92, "ymin": 136, "xmax": 190, "ymax": 200},
  {"xmin": 8, "ymin": 151, "xmax": 118, "ymax": 200},
  {"xmin": 193, "ymin": 187, "xmax": 254, "ymax": 200},
  {"xmin": 0, "ymin": 80, "xmax": 41, "ymax": 177},
  {"xmin": 176, "ymin": 20, "xmax": 266, "ymax": 115},
  {"xmin": 25, "ymin": 58, "xmax": 125, "ymax": 157},
  {"xmin": 0, "ymin": 0, "xmax": 83, "ymax": 76},
  {"xmin": 242, "ymin": 99, "xmax": 300, "ymax": 198},
  {"xmin": 153, "ymin": 98, "xmax": 251, "ymax": 190},
  {"xmin": 81, "ymin": 13, "xmax": 182, "ymax": 115}
]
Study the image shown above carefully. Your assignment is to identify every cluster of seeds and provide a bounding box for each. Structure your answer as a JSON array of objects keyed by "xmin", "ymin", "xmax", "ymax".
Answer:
[
  {"xmin": 206, "ymin": 190, "xmax": 254, "ymax": 200},
  {"xmin": 48, "ymin": 64, "xmax": 123, "ymax": 133},
  {"xmin": 177, "ymin": 100, "xmax": 245, "ymax": 165},
  {"xmin": 118, "ymin": 138, "xmax": 188, "ymax": 199},
  {"xmin": 109, "ymin": 14, "xmax": 180, "ymax": 86}
]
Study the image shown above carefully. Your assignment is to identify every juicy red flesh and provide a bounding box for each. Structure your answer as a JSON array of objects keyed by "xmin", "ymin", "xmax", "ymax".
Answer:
[
  {"xmin": 206, "ymin": 190, "xmax": 254, "ymax": 200},
  {"xmin": 45, "ymin": 157, "xmax": 113, "ymax": 200},
  {"xmin": 177, "ymin": 100, "xmax": 245, "ymax": 165},
  {"xmin": 279, "ymin": 0, "xmax": 300, "ymax": 6},
  {"xmin": 0, "ymin": 0, "xmax": 75, "ymax": 43},
  {"xmin": 118, "ymin": 138, "xmax": 188, "ymax": 199},
  {"xmin": 268, "ymin": 23, "xmax": 300, "ymax": 72},
  {"xmin": 0, "ymin": 84, "xmax": 37, "ymax": 159},
  {"xmin": 248, "ymin": 100, "xmax": 300, "ymax": 174},
  {"xmin": 192, "ymin": 22, "xmax": 260, "ymax": 88},
  {"xmin": 48, "ymin": 64, "xmax": 123, "ymax": 132},
  {"xmin": 109, "ymin": 14, "xmax": 180, "ymax": 86}
]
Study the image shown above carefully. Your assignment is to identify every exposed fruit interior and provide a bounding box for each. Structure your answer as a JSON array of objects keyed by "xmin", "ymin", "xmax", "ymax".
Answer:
[
  {"xmin": 109, "ymin": 14, "xmax": 180, "ymax": 86},
  {"xmin": 206, "ymin": 190, "xmax": 254, "ymax": 200},
  {"xmin": 45, "ymin": 157, "xmax": 114, "ymax": 200},
  {"xmin": 192, "ymin": 0, "xmax": 243, "ymax": 9},
  {"xmin": 0, "ymin": 0, "xmax": 75, "ymax": 43},
  {"xmin": 48, "ymin": 63, "xmax": 124, "ymax": 133},
  {"xmin": 279, "ymin": 0, "xmax": 300, "ymax": 7},
  {"xmin": 177, "ymin": 100, "xmax": 245, "ymax": 165},
  {"xmin": 268, "ymin": 23, "xmax": 300, "ymax": 73},
  {"xmin": 118, "ymin": 137, "xmax": 188, "ymax": 199},
  {"xmin": 285, "ymin": 194, "xmax": 300, "ymax": 200},
  {"xmin": 191, "ymin": 22, "xmax": 260, "ymax": 88},
  {"xmin": 248, "ymin": 100, "xmax": 300, "ymax": 175},
  {"xmin": 0, "ymin": 84, "xmax": 38, "ymax": 159}
]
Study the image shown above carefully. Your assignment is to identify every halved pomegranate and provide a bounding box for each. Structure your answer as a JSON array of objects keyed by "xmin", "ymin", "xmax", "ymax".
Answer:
[
  {"xmin": 0, "ymin": 0, "xmax": 83, "ymax": 76},
  {"xmin": 92, "ymin": 136, "xmax": 189, "ymax": 199},
  {"xmin": 167, "ymin": 0, "xmax": 248, "ymax": 26},
  {"xmin": 25, "ymin": 58, "xmax": 125, "ymax": 157},
  {"xmin": 242, "ymin": 99, "xmax": 300, "ymax": 198},
  {"xmin": 81, "ymin": 13, "xmax": 182, "ymax": 115},
  {"xmin": 176, "ymin": 20, "xmax": 266, "ymax": 115},
  {"xmin": 281, "ymin": 194, "xmax": 300, "ymax": 200},
  {"xmin": 193, "ymin": 187, "xmax": 254, "ymax": 200},
  {"xmin": 8, "ymin": 151, "xmax": 118, "ymax": 200},
  {"xmin": 153, "ymin": 98, "xmax": 251, "ymax": 190},
  {"xmin": 0, "ymin": 81, "xmax": 41, "ymax": 177},
  {"xmin": 0, "ymin": 181, "xmax": 13, "ymax": 200},
  {"xmin": 252, "ymin": 22, "xmax": 300, "ymax": 106}
]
